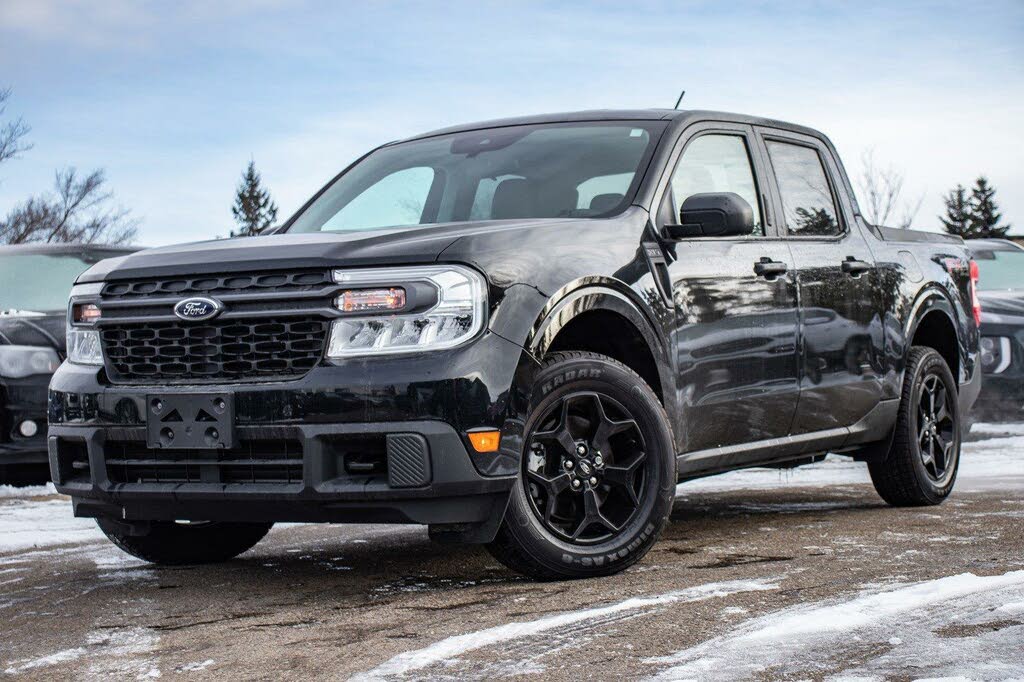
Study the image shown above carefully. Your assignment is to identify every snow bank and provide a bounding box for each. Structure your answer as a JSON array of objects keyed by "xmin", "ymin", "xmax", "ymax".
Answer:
[
  {"xmin": 677, "ymin": 435, "xmax": 1024, "ymax": 495},
  {"xmin": 0, "ymin": 499, "xmax": 104, "ymax": 553},
  {"xmin": 353, "ymin": 578, "xmax": 778, "ymax": 681},
  {"xmin": 648, "ymin": 571, "xmax": 1024, "ymax": 681},
  {"xmin": 0, "ymin": 483, "xmax": 57, "ymax": 499}
]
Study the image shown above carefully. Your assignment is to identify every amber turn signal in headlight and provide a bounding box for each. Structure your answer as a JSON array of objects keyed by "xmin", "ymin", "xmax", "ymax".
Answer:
[
  {"xmin": 72, "ymin": 302, "xmax": 101, "ymax": 323},
  {"xmin": 467, "ymin": 429, "xmax": 501, "ymax": 453},
  {"xmin": 338, "ymin": 288, "xmax": 406, "ymax": 313}
]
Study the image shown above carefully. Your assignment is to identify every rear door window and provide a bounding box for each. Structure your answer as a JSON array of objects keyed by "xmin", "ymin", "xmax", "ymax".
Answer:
[{"xmin": 765, "ymin": 141, "xmax": 842, "ymax": 237}]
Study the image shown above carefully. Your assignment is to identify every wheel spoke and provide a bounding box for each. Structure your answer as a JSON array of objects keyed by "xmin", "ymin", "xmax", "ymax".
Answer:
[
  {"xmin": 527, "ymin": 468, "xmax": 571, "ymax": 497},
  {"xmin": 603, "ymin": 453, "xmax": 646, "ymax": 506},
  {"xmin": 585, "ymin": 393, "xmax": 639, "ymax": 457},
  {"xmin": 571, "ymin": 488, "xmax": 621, "ymax": 540},
  {"xmin": 533, "ymin": 400, "xmax": 578, "ymax": 456}
]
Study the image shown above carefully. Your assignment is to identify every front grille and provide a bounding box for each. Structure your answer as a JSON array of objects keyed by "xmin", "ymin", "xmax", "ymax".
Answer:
[
  {"xmin": 105, "ymin": 439, "xmax": 303, "ymax": 485},
  {"xmin": 101, "ymin": 271, "xmax": 333, "ymax": 299},
  {"xmin": 100, "ymin": 316, "xmax": 329, "ymax": 383}
]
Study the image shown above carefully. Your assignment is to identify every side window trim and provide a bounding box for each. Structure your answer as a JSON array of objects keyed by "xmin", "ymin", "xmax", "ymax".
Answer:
[
  {"xmin": 654, "ymin": 122, "xmax": 778, "ymax": 239},
  {"xmin": 754, "ymin": 128, "xmax": 851, "ymax": 241}
]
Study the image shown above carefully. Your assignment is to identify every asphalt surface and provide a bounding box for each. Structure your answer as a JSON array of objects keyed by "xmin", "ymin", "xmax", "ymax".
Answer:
[{"xmin": 2, "ymin": 424, "xmax": 1023, "ymax": 680}]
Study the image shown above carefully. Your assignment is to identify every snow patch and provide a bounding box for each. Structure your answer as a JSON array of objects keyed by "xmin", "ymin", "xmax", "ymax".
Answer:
[
  {"xmin": 970, "ymin": 422, "xmax": 1024, "ymax": 436},
  {"xmin": 0, "ymin": 482, "xmax": 57, "ymax": 498},
  {"xmin": 0, "ymin": 499, "xmax": 104, "ymax": 553},
  {"xmin": 677, "ymin": 436, "xmax": 1024, "ymax": 495},
  {"xmin": 352, "ymin": 578, "xmax": 778, "ymax": 681},
  {"xmin": 647, "ymin": 571, "xmax": 1024, "ymax": 681}
]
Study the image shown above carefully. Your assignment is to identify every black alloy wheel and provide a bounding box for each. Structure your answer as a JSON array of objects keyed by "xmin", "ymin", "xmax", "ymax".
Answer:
[
  {"xmin": 916, "ymin": 372, "xmax": 957, "ymax": 483},
  {"xmin": 524, "ymin": 391, "xmax": 649, "ymax": 545}
]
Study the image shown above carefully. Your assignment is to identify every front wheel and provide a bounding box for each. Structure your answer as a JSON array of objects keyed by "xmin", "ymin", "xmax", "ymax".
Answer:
[
  {"xmin": 97, "ymin": 518, "xmax": 273, "ymax": 565},
  {"xmin": 869, "ymin": 346, "xmax": 961, "ymax": 506},
  {"xmin": 487, "ymin": 351, "xmax": 676, "ymax": 580}
]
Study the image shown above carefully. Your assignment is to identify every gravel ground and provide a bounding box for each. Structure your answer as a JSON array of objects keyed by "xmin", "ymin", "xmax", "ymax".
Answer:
[{"xmin": 1, "ymin": 423, "xmax": 1022, "ymax": 681}]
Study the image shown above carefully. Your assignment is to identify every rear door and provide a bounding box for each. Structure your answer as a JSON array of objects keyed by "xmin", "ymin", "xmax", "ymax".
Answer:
[
  {"xmin": 754, "ymin": 128, "xmax": 886, "ymax": 434},
  {"xmin": 656, "ymin": 122, "xmax": 800, "ymax": 454}
]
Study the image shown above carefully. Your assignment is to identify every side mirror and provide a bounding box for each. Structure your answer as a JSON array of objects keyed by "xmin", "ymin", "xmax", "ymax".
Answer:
[{"xmin": 663, "ymin": 192, "xmax": 754, "ymax": 239}]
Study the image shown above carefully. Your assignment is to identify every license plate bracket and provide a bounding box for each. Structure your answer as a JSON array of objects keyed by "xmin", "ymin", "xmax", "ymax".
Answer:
[{"xmin": 145, "ymin": 393, "xmax": 235, "ymax": 449}]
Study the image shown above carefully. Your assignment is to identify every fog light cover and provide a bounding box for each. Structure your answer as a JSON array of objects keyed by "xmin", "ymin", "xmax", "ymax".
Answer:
[
  {"xmin": 980, "ymin": 336, "xmax": 1011, "ymax": 374},
  {"xmin": 328, "ymin": 265, "xmax": 486, "ymax": 358}
]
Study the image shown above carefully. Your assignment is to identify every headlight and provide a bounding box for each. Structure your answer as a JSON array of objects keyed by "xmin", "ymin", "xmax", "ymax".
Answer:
[
  {"xmin": 980, "ymin": 336, "xmax": 1012, "ymax": 374},
  {"xmin": 66, "ymin": 283, "xmax": 105, "ymax": 366},
  {"xmin": 327, "ymin": 265, "xmax": 487, "ymax": 358},
  {"xmin": 0, "ymin": 345, "xmax": 61, "ymax": 378}
]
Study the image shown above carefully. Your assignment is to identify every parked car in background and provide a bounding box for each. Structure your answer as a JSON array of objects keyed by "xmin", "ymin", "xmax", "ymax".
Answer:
[
  {"xmin": 966, "ymin": 238, "xmax": 1024, "ymax": 420},
  {"xmin": 49, "ymin": 110, "xmax": 980, "ymax": 579},
  {"xmin": 1, "ymin": 244, "xmax": 138, "ymax": 485}
]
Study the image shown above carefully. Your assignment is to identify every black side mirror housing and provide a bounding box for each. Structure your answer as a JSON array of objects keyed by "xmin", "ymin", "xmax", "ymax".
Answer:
[{"xmin": 663, "ymin": 192, "xmax": 755, "ymax": 239}]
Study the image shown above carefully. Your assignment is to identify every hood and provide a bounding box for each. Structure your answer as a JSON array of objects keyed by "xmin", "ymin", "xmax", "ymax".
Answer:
[
  {"xmin": 77, "ymin": 220, "xmax": 571, "ymax": 283},
  {"xmin": 0, "ymin": 312, "xmax": 66, "ymax": 352},
  {"xmin": 978, "ymin": 290, "xmax": 1024, "ymax": 318}
]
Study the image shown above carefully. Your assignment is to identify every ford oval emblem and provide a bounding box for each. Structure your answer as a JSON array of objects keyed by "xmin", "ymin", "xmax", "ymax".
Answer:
[{"xmin": 173, "ymin": 297, "xmax": 223, "ymax": 322}]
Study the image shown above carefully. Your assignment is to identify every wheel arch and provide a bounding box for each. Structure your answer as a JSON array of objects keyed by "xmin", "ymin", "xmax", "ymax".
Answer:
[
  {"xmin": 525, "ymin": 282, "xmax": 672, "ymax": 409},
  {"xmin": 904, "ymin": 288, "xmax": 962, "ymax": 385}
]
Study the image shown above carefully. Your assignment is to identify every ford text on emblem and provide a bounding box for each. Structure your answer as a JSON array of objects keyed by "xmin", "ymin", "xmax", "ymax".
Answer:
[{"xmin": 173, "ymin": 297, "xmax": 223, "ymax": 322}]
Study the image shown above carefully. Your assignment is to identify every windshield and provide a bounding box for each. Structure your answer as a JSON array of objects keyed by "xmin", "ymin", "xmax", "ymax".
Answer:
[
  {"xmin": 0, "ymin": 252, "xmax": 115, "ymax": 313},
  {"xmin": 972, "ymin": 248, "xmax": 1024, "ymax": 291},
  {"xmin": 287, "ymin": 121, "xmax": 666, "ymax": 233}
]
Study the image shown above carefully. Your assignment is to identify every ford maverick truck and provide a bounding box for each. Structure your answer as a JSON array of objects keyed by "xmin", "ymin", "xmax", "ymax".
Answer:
[{"xmin": 49, "ymin": 110, "xmax": 980, "ymax": 579}]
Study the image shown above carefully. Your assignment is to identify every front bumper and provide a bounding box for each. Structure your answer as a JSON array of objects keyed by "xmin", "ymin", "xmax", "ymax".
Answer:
[
  {"xmin": 47, "ymin": 331, "xmax": 530, "ymax": 529},
  {"xmin": 1, "ymin": 374, "xmax": 50, "ymax": 465},
  {"xmin": 974, "ymin": 321, "xmax": 1024, "ymax": 416}
]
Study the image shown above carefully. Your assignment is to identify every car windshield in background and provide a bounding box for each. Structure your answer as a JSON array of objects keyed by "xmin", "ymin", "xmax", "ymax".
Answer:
[
  {"xmin": 287, "ymin": 122, "xmax": 666, "ymax": 233},
  {"xmin": 972, "ymin": 249, "xmax": 1024, "ymax": 291},
  {"xmin": 0, "ymin": 252, "xmax": 112, "ymax": 313}
]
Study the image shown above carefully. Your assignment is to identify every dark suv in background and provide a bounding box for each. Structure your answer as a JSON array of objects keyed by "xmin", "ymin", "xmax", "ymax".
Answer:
[
  {"xmin": 966, "ymin": 238, "xmax": 1024, "ymax": 420},
  {"xmin": 1, "ymin": 244, "xmax": 137, "ymax": 484},
  {"xmin": 49, "ymin": 110, "xmax": 979, "ymax": 579}
]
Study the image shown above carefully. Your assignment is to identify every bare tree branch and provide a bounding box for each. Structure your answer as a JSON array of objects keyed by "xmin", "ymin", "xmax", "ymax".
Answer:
[
  {"xmin": 0, "ymin": 167, "xmax": 139, "ymax": 245},
  {"xmin": 855, "ymin": 149, "xmax": 924, "ymax": 229},
  {"xmin": 0, "ymin": 88, "xmax": 32, "ymax": 167}
]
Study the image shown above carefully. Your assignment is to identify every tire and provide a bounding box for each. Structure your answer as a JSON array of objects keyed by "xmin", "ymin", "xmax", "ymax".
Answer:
[
  {"xmin": 96, "ymin": 518, "xmax": 273, "ymax": 565},
  {"xmin": 487, "ymin": 351, "xmax": 676, "ymax": 580},
  {"xmin": 869, "ymin": 346, "xmax": 961, "ymax": 506}
]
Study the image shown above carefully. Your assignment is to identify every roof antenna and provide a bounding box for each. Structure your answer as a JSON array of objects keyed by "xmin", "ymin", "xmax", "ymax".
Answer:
[{"xmin": 673, "ymin": 90, "xmax": 686, "ymax": 109}]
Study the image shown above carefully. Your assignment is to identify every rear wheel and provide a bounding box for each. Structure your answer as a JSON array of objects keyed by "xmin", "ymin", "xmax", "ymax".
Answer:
[
  {"xmin": 97, "ymin": 519, "xmax": 273, "ymax": 565},
  {"xmin": 487, "ymin": 351, "xmax": 675, "ymax": 580},
  {"xmin": 869, "ymin": 346, "xmax": 961, "ymax": 506}
]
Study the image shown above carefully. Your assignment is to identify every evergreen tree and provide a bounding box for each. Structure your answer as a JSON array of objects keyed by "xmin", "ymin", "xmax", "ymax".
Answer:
[
  {"xmin": 231, "ymin": 160, "xmax": 278, "ymax": 237},
  {"xmin": 967, "ymin": 176, "xmax": 1010, "ymax": 238},
  {"xmin": 939, "ymin": 184, "xmax": 972, "ymax": 237}
]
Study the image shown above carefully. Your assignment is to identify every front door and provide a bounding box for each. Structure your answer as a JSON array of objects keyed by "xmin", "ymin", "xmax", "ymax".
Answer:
[
  {"xmin": 658, "ymin": 125, "xmax": 800, "ymax": 454},
  {"xmin": 756, "ymin": 129, "xmax": 885, "ymax": 434}
]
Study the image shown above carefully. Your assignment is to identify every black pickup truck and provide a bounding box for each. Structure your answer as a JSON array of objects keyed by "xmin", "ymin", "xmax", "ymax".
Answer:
[
  {"xmin": 49, "ymin": 110, "xmax": 980, "ymax": 579},
  {"xmin": 1, "ymin": 244, "xmax": 137, "ymax": 484}
]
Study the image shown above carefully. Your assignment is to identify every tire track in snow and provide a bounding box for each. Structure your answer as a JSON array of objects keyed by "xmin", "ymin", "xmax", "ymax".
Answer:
[
  {"xmin": 351, "ymin": 578, "xmax": 779, "ymax": 681},
  {"xmin": 646, "ymin": 570, "xmax": 1024, "ymax": 681}
]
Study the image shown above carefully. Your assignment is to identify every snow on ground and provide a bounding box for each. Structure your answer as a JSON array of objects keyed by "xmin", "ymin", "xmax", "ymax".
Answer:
[
  {"xmin": 0, "ymin": 499, "xmax": 104, "ymax": 553},
  {"xmin": 970, "ymin": 421, "xmax": 1024, "ymax": 437},
  {"xmin": 352, "ymin": 579, "xmax": 779, "ymax": 681},
  {"xmin": 646, "ymin": 571, "xmax": 1024, "ymax": 681},
  {"xmin": 677, "ymin": 435, "xmax": 1024, "ymax": 495},
  {"xmin": 0, "ymin": 483, "xmax": 56, "ymax": 498}
]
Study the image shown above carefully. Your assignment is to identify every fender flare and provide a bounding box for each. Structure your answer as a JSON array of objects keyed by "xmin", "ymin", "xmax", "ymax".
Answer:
[{"xmin": 904, "ymin": 285, "xmax": 958, "ymax": 349}]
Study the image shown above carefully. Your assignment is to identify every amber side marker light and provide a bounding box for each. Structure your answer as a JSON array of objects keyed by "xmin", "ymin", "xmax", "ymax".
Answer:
[{"xmin": 467, "ymin": 429, "xmax": 501, "ymax": 453}]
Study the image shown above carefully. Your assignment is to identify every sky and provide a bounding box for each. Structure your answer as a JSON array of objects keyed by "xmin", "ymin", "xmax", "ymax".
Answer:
[{"xmin": 0, "ymin": 0, "xmax": 1022, "ymax": 247}]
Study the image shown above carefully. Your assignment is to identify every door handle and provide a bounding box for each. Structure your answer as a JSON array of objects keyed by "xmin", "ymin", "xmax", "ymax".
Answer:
[
  {"xmin": 841, "ymin": 257, "xmax": 874, "ymax": 277},
  {"xmin": 754, "ymin": 257, "xmax": 788, "ymax": 279}
]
